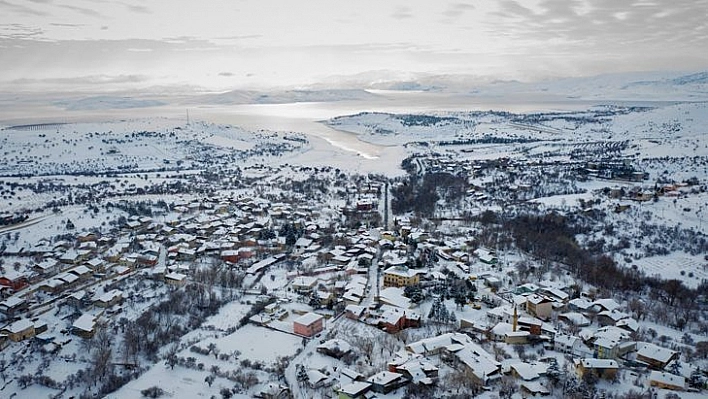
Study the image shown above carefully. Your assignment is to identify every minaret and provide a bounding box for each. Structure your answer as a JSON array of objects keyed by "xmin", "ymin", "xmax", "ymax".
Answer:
[{"xmin": 512, "ymin": 305, "xmax": 518, "ymax": 332}]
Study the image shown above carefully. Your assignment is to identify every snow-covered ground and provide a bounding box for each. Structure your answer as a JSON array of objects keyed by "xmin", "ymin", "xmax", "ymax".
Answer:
[{"xmin": 1, "ymin": 76, "xmax": 707, "ymax": 399}]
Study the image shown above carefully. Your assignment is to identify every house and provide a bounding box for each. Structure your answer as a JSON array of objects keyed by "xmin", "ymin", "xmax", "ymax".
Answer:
[
  {"xmin": 592, "ymin": 298, "xmax": 621, "ymax": 313},
  {"xmin": 306, "ymin": 368, "xmax": 332, "ymax": 389},
  {"xmin": 68, "ymin": 290, "xmax": 90, "ymax": 308},
  {"xmin": 554, "ymin": 334, "xmax": 590, "ymax": 357},
  {"xmin": 473, "ymin": 248, "xmax": 498, "ymax": 264},
  {"xmin": 505, "ymin": 331, "xmax": 530, "ymax": 345},
  {"xmin": 487, "ymin": 305, "xmax": 515, "ymax": 324},
  {"xmin": 388, "ymin": 355, "xmax": 439, "ymax": 383},
  {"xmin": 514, "ymin": 283, "xmax": 540, "ymax": 295},
  {"xmin": 57, "ymin": 272, "xmax": 80, "ymax": 289},
  {"xmin": 636, "ymin": 342, "xmax": 679, "ymax": 370},
  {"xmin": 568, "ymin": 297, "xmax": 595, "ymax": 313},
  {"xmin": 648, "ymin": 371, "xmax": 685, "ymax": 391},
  {"xmin": 317, "ymin": 339, "xmax": 352, "ymax": 359},
  {"xmin": 72, "ymin": 313, "xmax": 98, "ymax": 338},
  {"xmin": 0, "ymin": 319, "xmax": 35, "ymax": 342},
  {"xmin": 490, "ymin": 322, "xmax": 515, "ymax": 342},
  {"xmin": 291, "ymin": 276, "xmax": 318, "ymax": 293},
  {"xmin": 340, "ymin": 367, "xmax": 364, "ymax": 383},
  {"xmin": 33, "ymin": 320, "xmax": 48, "ymax": 335},
  {"xmin": 446, "ymin": 341, "xmax": 502, "ymax": 385},
  {"xmin": 539, "ymin": 287, "xmax": 569, "ymax": 303},
  {"xmin": 520, "ymin": 381, "xmax": 551, "ymax": 397},
  {"xmin": 176, "ymin": 248, "xmax": 196, "ymax": 261},
  {"xmin": 293, "ymin": 312, "xmax": 324, "ymax": 337},
  {"xmin": 338, "ymin": 381, "xmax": 371, "ymax": 399},
  {"xmin": 406, "ymin": 332, "xmax": 468, "ymax": 356},
  {"xmin": 616, "ymin": 317, "xmax": 640, "ymax": 333},
  {"xmin": 0, "ymin": 296, "xmax": 27, "ymax": 316},
  {"xmin": 246, "ymin": 255, "xmax": 283, "ymax": 275},
  {"xmin": 38, "ymin": 279, "xmax": 65, "ymax": 294},
  {"xmin": 77, "ymin": 231, "xmax": 98, "ymax": 242},
  {"xmin": 483, "ymin": 276, "xmax": 502, "ymax": 290},
  {"xmin": 407, "ymin": 333, "xmax": 501, "ymax": 385},
  {"xmin": 342, "ymin": 290, "xmax": 363, "ymax": 305},
  {"xmin": 68, "ymin": 265, "xmax": 93, "ymax": 281},
  {"xmin": 356, "ymin": 199, "xmax": 374, "ymax": 212},
  {"xmin": 220, "ymin": 249, "xmax": 241, "ymax": 263},
  {"xmin": 597, "ymin": 310, "xmax": 631, "ymax": 326},
  {"xmin": 377, "ymin": 306, "xmax": 421, "ymax": 333},
  {"xmin": 558, "ymin": 312, "xmax": 591, "ymax": 327},
  {"xmin": 164, "ymin": 272, "xmax": 187, "ymax": 286},
  {"xmin": 517, "ymin": 316, "xmax": 543, "ymax": 335},
  {"xmin": 344, "ymin": 304, "xmax": 366, "ymax": 320},
  {"xmin": 383, "ymin": 266, "xmax": 421, "ymax": 288},
  {"xmin": 34, "ymin": 259, "xmax": 59, "ymax": 275},
  {"xmin": 509, "ymin": 362, "xmax": 547, "ymax": 381},
  {"xmin": 378, "ymin": 287, "xmax": 412, "ymax": 309},
  {"xmin": 366, "ymin": 371, "xmax": 408, "ymax": 394},
  {"xmin": 59, "ymin": 250, "xmax": 82, "ymax": 264},
  {"xmin": 94, "ymin": 289, "xmax": 123, "ymax": 308},
  {"xmin": 594, "ymin": 336, "xmax": 623, "ymax": 359},
  {"xmin": 526, "ymin": 294, "xmax": 553, "ymax": 321},
  {"xmin": 591, "ymin": 326, "xmax": 633, "ymax": 359},
  {"xmin": 86, "ymin": 257, "xmax": 105, "ymax": 271},
  {"xmin": 0, "ymin": 273, "xmax": 29, "ymax": 292},
  {"xmin": 575, "ymin": 358, "xmax": 618, "ymax": 380},
  {"xmin": 293, "ymin": 237, "xmax": 314, "ymax": 256}
]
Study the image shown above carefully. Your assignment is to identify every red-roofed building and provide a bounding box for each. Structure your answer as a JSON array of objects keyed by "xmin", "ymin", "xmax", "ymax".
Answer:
[{"xmin": 293, "ymin": 312, "xmax": 324, "ymax": 337}]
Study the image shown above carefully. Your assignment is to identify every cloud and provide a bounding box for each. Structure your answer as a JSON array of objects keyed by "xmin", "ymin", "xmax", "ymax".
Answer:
[
  {"xmin": 8, "ymin": 74, "xmax": 151, "ymax": 91},
  {"xmin": 57, "ymin": 3, "xmax": 104, "ymax": 18},
  {"xmin": 442, "ymin": 2, "xmax": 476, "ymax": 18},
  {"xmin": 390, "ymin": 6, "xmax": 413, "ymax": 20},
  {"xmin": 0, "ymin": 24, "xmax": 46, "ymax": 41},
  {"xmin": 124, "ymin": 4, "xmax": 150, "ymax": 14},
  {"xmin": 0, "ymin": 0, "xmax": 48, "ymax": 16},
  {"xmin": 0, "ymin": 0, "xmax": 707, "ymax": 92},
  {"xmin": 50, "ymin": 23, "xmax": 87, "ymax": 28}
]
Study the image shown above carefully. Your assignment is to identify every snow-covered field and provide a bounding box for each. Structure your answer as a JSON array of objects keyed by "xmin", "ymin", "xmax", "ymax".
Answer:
[{"xmin": 1, "ymin": 73, "xmax": 707, "ymax": 399}]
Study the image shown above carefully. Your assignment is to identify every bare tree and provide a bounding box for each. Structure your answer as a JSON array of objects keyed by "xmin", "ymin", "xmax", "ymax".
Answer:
[{"xmin": 165, "ymin": 343, "xmax": 179, "ymax": 370}]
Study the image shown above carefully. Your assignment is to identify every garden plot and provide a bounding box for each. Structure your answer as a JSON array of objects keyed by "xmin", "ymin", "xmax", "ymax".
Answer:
[
  {"xmin": 207, "ymin": 324, "xmax": 302, "ymax": 364},
  {"xmin": 632, "ymin": 253, "xmax": 708, "ymax": 288}
]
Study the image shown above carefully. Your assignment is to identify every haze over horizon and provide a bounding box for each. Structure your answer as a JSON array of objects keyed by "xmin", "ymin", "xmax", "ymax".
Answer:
[{"xmin": 1, "ymin": 0, "xmax": 707, "ymax": 93}]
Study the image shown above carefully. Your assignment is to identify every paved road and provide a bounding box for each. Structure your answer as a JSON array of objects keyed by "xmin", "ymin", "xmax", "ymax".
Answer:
[{"xmin": 0, "ymin": 214, "xmax": 50, "ymax": 235}]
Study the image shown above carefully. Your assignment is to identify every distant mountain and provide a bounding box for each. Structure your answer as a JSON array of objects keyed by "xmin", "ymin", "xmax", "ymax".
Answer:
[
  {"xmin": 462, "ymin": 71, "xmax": 708, "ymax": 101},
  {"xmin": 53, "ymin": 96, "xmax": 166, "ymax": 111},
  {"xmin": 670, "ymin": 71, "xmax": 708, "ymax": 85},
  {"xmin": 198, "ymin": 89, "xmax": 379, "ymax": 105}
]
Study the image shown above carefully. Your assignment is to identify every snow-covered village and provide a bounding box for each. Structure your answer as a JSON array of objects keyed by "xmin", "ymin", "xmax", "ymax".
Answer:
[
  {"xmin": 1, "ymin": 79, "xmax": 707, "ymax": 399},
  {"xmin": 2, "ymin": 2, "xmax": 708, "ymax": 399}
]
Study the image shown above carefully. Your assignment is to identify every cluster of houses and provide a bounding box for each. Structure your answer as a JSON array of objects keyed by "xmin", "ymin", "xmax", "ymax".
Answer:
[
  {"xmin": 282, "ymin": 217, "xmax": 699, "ymax": 395},
  {"xmin": 0, "ymin": 186, "xmax": 702, "ymax": 397},
  {"xmin": 0, "ymin": 194, "xmax": 342, "ymax": 346},
  {"xmin": 296, "ymin": 261, "xmax": 694, "ymax": 397}
]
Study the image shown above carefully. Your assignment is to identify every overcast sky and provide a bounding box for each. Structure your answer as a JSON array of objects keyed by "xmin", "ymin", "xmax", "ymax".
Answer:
[{"xmin": 1, "ymin": 0, "xmax": 707, "ymax": 92}]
